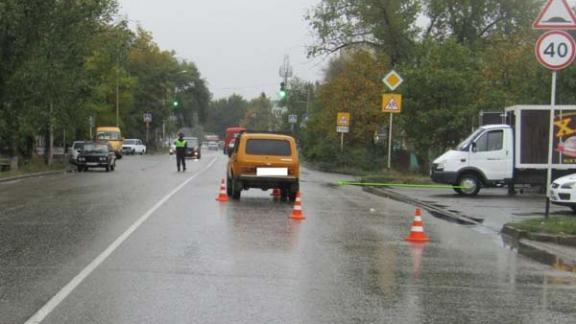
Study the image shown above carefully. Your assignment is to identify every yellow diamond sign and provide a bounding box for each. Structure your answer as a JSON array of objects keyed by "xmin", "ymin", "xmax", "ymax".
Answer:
[{"xmin": 383, "ymin": 70, "xmax": 404, "ymax": 91}]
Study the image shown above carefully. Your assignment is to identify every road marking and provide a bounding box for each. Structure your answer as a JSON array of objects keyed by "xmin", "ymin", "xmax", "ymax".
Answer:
[{"xmin": 25, "ymin": 156, "xmax": 218, "ymax": 324}]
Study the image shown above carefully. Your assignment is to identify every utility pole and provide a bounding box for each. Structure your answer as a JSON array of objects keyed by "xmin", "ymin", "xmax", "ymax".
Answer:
[
  {"xmin": 279, "ymin": 55, "xmax": 293, "ymax": 87},
  {"xmin": 279, "ymin": 55, "xmax": 293, "ymax": 132}
]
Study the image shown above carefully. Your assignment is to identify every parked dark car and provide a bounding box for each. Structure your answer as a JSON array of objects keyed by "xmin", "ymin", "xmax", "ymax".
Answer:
[
  {"xmin": 76, "ymin": 142, "xmax": 116, "ymax": 172},
  {"xmin": 183, "ymin": 137, "xmax": 201, "ymax": 159}
]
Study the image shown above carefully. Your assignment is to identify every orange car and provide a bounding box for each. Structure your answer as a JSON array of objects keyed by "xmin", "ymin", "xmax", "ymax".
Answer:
[{"xmin": 227, "ymin": 132, "xmax": 299, "ymax": 201}]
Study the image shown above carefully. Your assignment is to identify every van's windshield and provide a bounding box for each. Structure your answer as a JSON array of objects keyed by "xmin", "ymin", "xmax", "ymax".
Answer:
[
  {"xmin": 456, "ymin": 128, "xmax": 484, "ymax": 151},
  {"xmin": 96, "ymin": 131, "xmax": 121, "ymax": 140}
]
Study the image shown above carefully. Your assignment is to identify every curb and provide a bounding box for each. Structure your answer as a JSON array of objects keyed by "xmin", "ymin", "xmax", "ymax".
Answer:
[
  {"xmin": 508, "ymin": 238, "xmax": 576, "ymax": 273},
  {"xmin": 363, "ymin": 186, "xmax": 481, "ymax": 226},
  {"xmin": 0, "ymin": 170, "xmax": 65, "ymax": 183},
  {"xmin": 502, "ymin": 224, "xmax": 576, "ymax": 248}
]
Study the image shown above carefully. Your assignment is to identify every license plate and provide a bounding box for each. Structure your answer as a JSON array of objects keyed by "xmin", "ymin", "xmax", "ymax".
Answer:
[
  {"xmin": 257, "ymin": 168, "xmax": 288, "ymax": 176},
  {"xmin": 87, "ymin": 162, "xmax": 98, "ymax": 166}
]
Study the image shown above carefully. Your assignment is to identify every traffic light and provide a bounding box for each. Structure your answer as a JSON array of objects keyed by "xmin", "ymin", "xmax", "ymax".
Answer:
[
  {"xmin": 173, "ymin": 100, "xmax": 179, "ymax": 108},
  {"xmin": 279, "ymin": 82, "xmax": 287, "ymax": 99}
]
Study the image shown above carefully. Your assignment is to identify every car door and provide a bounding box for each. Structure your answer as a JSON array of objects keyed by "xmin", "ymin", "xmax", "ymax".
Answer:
[{"xmin": 468, "ymin": 129, "xmax": 510, "ymax": 180}]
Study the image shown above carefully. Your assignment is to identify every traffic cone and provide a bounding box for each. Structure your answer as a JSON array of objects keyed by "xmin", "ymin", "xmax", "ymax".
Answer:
[
  {"xmin": 405, "ymin": 208, "xmax": 430, "ymax": 242},
  {"xmin": 290, "ymin": 192, "xmax": 305, "ymax": 220},
  {"xmin": 271, "ymin": 188, "xmax": 281, "ymax": 199},
  {"xmin": 215, "ymin": 179, "xmax": 229, "ymax": 202}
]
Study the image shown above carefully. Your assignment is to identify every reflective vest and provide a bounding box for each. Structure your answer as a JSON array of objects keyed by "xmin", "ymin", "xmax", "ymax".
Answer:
[{"xmin": 175, "ymin": 139, "xmax": 187, "ymax": 148}]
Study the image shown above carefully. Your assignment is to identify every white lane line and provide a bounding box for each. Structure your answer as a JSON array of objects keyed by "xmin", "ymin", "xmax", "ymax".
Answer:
[{"xmin": 25, "ymin": 156, "xmax": 218, "ymax": 324}]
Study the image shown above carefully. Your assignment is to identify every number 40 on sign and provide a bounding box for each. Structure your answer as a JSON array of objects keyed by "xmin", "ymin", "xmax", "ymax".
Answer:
[{"xmin": 535, "ymin": 30, "xmax": 576, "ymax": 70}]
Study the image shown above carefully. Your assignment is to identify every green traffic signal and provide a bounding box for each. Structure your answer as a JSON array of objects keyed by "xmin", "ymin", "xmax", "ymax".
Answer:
[
  {"xmin": 173, "ymin": 100, "xmax": 179, "ymax": 108},
  {"xmin": 279, "ymin": 90, "xmax": 287, "ymax": 99}
]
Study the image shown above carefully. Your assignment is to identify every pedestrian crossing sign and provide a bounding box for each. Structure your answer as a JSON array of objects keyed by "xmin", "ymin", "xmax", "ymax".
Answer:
[{"xmin": 382, "ymin": 94, "xmax": 402, "ymax": 113}]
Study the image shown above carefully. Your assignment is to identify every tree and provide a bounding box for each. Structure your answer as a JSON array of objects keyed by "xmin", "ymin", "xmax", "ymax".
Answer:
[
  {"xmin": 205, "ymin": 94, "xmax": 249, "ymax": 137},
  {"xmin": 240, "ymin": 94, "xmax": 274, "ymax": 131},
  {"xmin": 306, "ymin": 0, "xmax": 421, "ymax": 65},
  {"xmin": 302, "ymin": 50, "xmax": 388, "ymax": 168},
  {"xmin": 423, "ymin": 0, "xmax": 541, "ymax": 43}
]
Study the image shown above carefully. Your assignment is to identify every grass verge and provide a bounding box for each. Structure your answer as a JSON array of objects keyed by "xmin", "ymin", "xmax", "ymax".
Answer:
[
  {"xmin": 303, "ymin": 160, "xmax": 431, "ymax": 184},
  {"xmin": 507, "ymin": 217, "xmax": 576, "ymax": 235},
  {"xmin": 0, "ymin": 158, "xmax": 66, "ymax": 178}
]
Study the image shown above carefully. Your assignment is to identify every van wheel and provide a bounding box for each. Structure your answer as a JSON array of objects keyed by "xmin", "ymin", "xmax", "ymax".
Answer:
[
  {"xmin": 455, "ymin": 174, "xmax": 481, "ymax": 196},
  {"xmin": 232, "ymin": 178, "xmax": 241, "ymax": 200}
]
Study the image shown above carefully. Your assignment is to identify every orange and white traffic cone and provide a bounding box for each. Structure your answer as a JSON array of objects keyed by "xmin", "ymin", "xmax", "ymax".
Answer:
[
  {"xmin": 289, "ymin": 192, "xmax": 305, "ymax": 220},
  {"xmin": 271, "ymin": 188, "xmax": 281, "ymax": 199},
  {"xmin": 405, "ymin": 208, "xmax": 430, "ymax": 242},
  {"xmin": 215, "ymin": 179, "xmax": 229, "ymax": 202}
]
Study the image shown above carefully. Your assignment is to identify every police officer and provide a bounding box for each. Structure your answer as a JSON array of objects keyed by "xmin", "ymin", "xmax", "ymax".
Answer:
[{"xmin": 174, "ymin": 133, "xmax": 187, "ymax": 172}]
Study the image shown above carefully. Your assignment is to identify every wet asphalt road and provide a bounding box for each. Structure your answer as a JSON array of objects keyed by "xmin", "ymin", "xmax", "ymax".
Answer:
[{"xmin": 1, "ymin": 151, "xmax": 576, "ymax": 323}]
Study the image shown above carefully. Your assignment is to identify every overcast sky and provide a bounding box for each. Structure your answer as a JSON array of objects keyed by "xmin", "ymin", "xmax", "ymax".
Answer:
[{"xmin": 118, "ymin": 0, "xmax": 327, "ymax": 100}]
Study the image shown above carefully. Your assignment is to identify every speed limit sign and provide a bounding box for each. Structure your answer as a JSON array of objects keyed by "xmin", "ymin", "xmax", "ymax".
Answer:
[{"xmin": 535, "ymin": 30, "xmax": 576, "ymax": 70}]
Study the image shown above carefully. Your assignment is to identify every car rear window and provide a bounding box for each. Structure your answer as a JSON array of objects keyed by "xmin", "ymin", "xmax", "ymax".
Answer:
[{"xmin": 245, "ymin": 139, "xmax": 291, "ymax": 156}]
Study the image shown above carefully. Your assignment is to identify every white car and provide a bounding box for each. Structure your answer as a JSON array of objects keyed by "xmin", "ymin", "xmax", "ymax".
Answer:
[
  {"xmin": 207, "ymin": 141, "xmax": 219, "ymax": 150},
  {"xmin": 69, "ymin": 141, "xmax": 85, "ymax": 164},
  {"xmin": 550, "ymin": 173, "xmax": 576, "ymax": 212},
  {"xmin": 122, "ymin": 139, "xmax": 146, "ymax": 155}
]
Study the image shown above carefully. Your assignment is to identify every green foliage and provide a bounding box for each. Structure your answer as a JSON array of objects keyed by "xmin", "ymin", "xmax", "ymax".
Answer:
[
  {"xmin": 306, "ymin": 0, "xmax": 421, "ymax": 64},
  {"xmin": 0, "ymin": 2, "xmax": 211, "ymax": 160},
  {"xmin": 204, "ymin": 95, "xmax": 248, "ymax": 137},
  {"xmin": 240, "ymin": 94, "xmax": 274, "ymax": 131},
  {"xmin": 303, "ymin": 0, "xmax": 556, "ymax": 173}
]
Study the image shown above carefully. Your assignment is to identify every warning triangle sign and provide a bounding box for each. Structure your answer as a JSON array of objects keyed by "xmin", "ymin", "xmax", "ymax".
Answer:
[
  {"xmin": 386, "ymin": 99, "xmax": 399, "ymax": 110},
  {"xmin": 533, "ymin": 0, "xmax": 576, "ymax": 29}
]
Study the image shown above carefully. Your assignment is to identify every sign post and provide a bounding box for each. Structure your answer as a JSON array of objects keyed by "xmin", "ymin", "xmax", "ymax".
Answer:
[
  {"xmin": 336, "ymin": 112, "xmax": 350, "ymax": 152},
  {"xmin": 382, "ymin": 70, "xmax": 404, "ymax": 169},
  {"xmin": 533, "ymin": 0, "xmax": 576, "ymax": 218},
  {"xmin": 143, "ymin": 113, "xmax": 152, "ymax": 144},
  {"xmin": 289, "ymin": 114, "xmax": 298, "ymax": 133}
]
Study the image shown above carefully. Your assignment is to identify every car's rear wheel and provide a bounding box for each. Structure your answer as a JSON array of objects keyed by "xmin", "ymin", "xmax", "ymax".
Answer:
[
  {"xmin": 227, "ymin": 176, "xmax": 233, "ymax": 197},
  {"xmin": 77, "ymin": 165, "xmax": 83, "ymax": 172},
  {"xmin": 571, "ymin": 206, "xmax": 576, "ymax": 214},
  {"xmin": 232, "ymin": 178, "xmax": 242, "ymax": 200}
]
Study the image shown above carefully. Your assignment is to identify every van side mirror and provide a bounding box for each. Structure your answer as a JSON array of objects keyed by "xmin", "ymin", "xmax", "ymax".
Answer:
[{"xmin": 470, "ymin": 142, "xmax": 477, "ymax": 153}]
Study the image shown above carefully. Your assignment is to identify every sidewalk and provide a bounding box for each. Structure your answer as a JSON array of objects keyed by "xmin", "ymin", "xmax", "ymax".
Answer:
[{"xmin": 364, "ymin": 186, "xmax": 576, "ymax": 272}]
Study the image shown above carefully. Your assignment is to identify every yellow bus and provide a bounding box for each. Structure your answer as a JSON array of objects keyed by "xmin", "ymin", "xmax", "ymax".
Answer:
[{"xmin": 96, "ymin": 126, "xmax": 124, "ymax": 158}]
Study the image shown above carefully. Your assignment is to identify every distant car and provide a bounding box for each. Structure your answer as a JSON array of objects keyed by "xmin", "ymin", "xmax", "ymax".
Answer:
[
  {"xmin": 207, "ymin": 141, "xmax": 219, "ymax": 150},
  {"xmin": 69, "ymin": 141, "xmax": 85, "ymax": 164},
  {"xmin": 76, "ymin": 142, "xmax": 116, "ymax": 172},
  {"xmin": 550, "ymin": 173, "xmax": 576, "ymax": 212},
  {"xmin": 184, "ymin": 137, "xmax": 201, "ymax": 159},
  {"xmin": 122, "ymin": 139, "xmax": 146, "ymax": 155}
]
